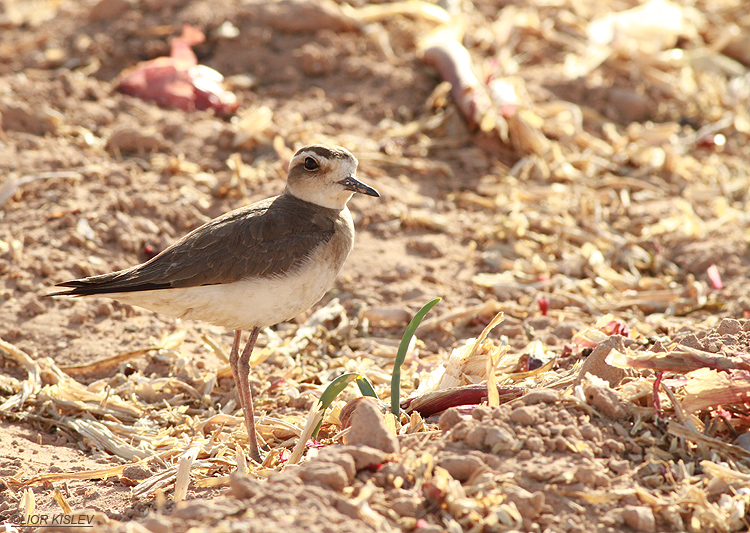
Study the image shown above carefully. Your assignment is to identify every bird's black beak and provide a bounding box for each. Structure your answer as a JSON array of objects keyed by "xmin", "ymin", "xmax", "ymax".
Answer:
[{"xmin": 340, "ymin": 176, "xmax": 380, "ymax": 197}]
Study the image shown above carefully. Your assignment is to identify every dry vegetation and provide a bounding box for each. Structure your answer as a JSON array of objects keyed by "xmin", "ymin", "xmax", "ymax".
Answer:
[{"xmin": 1, "ymin": 0, "xmax": 750, "ymax": 532}]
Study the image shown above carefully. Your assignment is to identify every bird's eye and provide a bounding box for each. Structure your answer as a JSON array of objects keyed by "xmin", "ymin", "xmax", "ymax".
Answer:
[{"xmin": 304, "ymin": 157, "xmax": 319, "ymax": 171}]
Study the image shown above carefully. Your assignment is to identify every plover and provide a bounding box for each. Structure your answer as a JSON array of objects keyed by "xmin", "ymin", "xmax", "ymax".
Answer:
[{"xmin": 52, "ymin": 144, "xmax": 379, "ymax": 462}]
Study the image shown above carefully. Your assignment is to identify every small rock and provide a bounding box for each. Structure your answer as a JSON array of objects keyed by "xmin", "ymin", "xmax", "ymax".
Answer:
[
  {"xmin": 142, "ymin": 516, "xmax": 171, "ymax": 533},
  {"xmin": 89, "ymin": 0, "xmax": 130, "ymax": 20},
  {"xmin": 106, "ymin": 126, "xmax": 168, "ymax": 154},
  {"xmin": 526, "ymin": 316, "xmax": 553, "ymax": 331},
  {"xmin": 298, "ymin": 42, "xmax": 337, "ymax": 76},
  {"xmin": 243, "ymin": 0, "xmax": 357, "ymax": 33},
  {"xmin": 735, "ymin": 432, "xmax": 750, "ymax": 452},
  {"xmin": 607, "ymin": 87, "xmax": 653, "ymax": 123},
  {"xmin": 721, "ymin": 29, "xmax": 750, "ymax": 66},
  {"xmin": 552, "ymin": 321, "xmax": 579, "ymax": 340},
  {"xmin": 522, "ymin": 388, "xmax": 559, "ymax": 405},
  {"xmin": 344, "ymin": 397, "xmax": 399, "ymax": 453},
  {"xmin": 471, "ymin": 406, "xmax": 492, "ymax": 421},
  {"xmin": 483, "ymin": 426, "xmax": 515, "ymax": 453},
  {"xmin": 717, "ymin": 318, "xmax": 742, "ymax": 335},
  {"xmin": 608, "ymin": 458, "xmax": 630, "ymax": 475},
  {"xmin": 361, "ymin": 307, "xmax": 411, "ymax": 328},
  {"xmin": 122, "ymin": 464, "xmax": 151, "ymax": 480},
  {"xmin": 509, "ymin": 406, "xmax": 538, "ymax": 426},
  {"xmin": 677, "ymin": 333, "xmax": 704, "ymax": 350},
  {"xmin": 577, "ymin": 335, "xmax": 628, "ymax": 387},
  {"xmin": 621, "ymin": 505, "xmax": 655, "ymax": 532},
  {"xmin": 584, "ymin": 381, "xmax": 628, "ymax": 420},
  {"xmin": 436, "ymin": 454, "xmax": 484, "ymax": 482},
  {"xmin": 406, "ymin": 238, "xmax": 445, "ymax": 258},
  {"xmin": 415, "ymin": 525, "xmax": 444, "ymax": 533},
  {"xmin": 0, "ymin": 99, "xmax": 60, "ymax": 135},
  {"xmin": 464, "ymin": 426, "xmax": 487, "ymax": 449},
  {"xmin": 602, "ymin": 438, "xmax": 626, "ymax": 455},
  {"xmin": 297, "ymin": 461, "xmax": 349, "ymax": 491},
  {"xmin": 21, "ymin": 298, "xmax": 45, "ymax": 318},
  {"xmin": 574, "ymin": 465, "xmax": 610, "ymax": 487},
  {"xmin": 228, "ymin": 472, "xmax": 267, "ymax": 500},
  {"xmin": 504, "ymin": 487, "xmax": 545, "ymax": 519},
  {"xmin": 391, "ymin": 495, "xmax": 421, "ymax": 517},
  {"xmin": 438, "ymin": 408, "xmax": 464, "ymax": 431},
  {"xmin": 337, "ymin": 445, "xmax": 386, "ymax": 471},
  {"xmin": 334, "ymin": 497, "xmax": 360, "ymax": 519},
  {"xmin": 172, "ymin": 499, "xmax": 243, "ymax": 521},
  {"xmin": 524, "ymin": 436, "xmax": 544, "ymax": 453},
  {"xmin": 580, "ymin": 423, "xmax": 602, "ymax": 442},
  {"xmin": 314, "ymin": 449, "xmax": 356, "ymax": 482}
]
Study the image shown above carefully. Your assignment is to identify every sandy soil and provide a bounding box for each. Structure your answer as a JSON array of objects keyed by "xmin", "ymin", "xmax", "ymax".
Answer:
[{"xmin": 1, "ymin": 0, "xmax": 750, "ymax": 532}]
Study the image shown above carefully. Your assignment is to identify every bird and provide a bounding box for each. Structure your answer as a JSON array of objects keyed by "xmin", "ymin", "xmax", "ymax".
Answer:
[{"xmin": 51, "ymin": 144, "xmax": 379, "ymax": 462}]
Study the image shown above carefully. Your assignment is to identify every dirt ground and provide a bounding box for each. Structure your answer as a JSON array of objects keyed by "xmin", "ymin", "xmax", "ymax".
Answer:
[{"xmin": 2, "ymin": 0, "xmax": 750, "ymax": 531}]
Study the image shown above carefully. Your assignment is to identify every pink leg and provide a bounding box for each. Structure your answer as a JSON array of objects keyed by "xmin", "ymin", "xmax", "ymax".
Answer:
[{"xmin": 231, "ymin": 327, "xmax": 262, "ymax": 463}]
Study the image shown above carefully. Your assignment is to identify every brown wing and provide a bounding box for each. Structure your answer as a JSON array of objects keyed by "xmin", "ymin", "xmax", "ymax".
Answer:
[{"xmin": 54, "ymin": 194, "xmax": 339, "ymax": 296}]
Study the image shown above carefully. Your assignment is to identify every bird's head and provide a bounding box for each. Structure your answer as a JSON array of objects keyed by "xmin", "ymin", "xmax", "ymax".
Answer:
[{"xmin": 286, "ymin": 144, "xmax": 379, "ymax": 210}]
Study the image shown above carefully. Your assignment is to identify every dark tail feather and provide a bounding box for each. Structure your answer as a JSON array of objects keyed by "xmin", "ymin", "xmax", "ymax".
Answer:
[{"xmin": 47, "ymin": 278, "xmax": 170, "ymax": 297}]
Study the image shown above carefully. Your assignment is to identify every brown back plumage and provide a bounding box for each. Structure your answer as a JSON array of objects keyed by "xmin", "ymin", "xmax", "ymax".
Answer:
[{"xmin": 54, "ymin": 194, "xmax": 341, "ymax": 296}]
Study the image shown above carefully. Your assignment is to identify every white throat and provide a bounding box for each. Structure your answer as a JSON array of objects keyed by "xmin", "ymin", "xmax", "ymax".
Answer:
[{"xmin": 286, "ymin": 185, "xmax": 353, "ymax": 210}]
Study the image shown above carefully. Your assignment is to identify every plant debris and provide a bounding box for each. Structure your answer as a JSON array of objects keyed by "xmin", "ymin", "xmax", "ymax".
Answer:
[{"xmin": 1, "ymin": 0, "xmax": 750, "ymax": 532}]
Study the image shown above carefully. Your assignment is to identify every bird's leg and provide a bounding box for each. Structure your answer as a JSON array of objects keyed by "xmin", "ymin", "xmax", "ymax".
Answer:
[
  {"xmin": 229, "ymin": 330, "xmax": 245, "ymax": 413},
  {"xmin": 229, "ymin": 329, "xmax": 260, "ymax": 463},
  {"xmin": 237, "ymin": 326, "xmax": 262, "ymax": 463}
]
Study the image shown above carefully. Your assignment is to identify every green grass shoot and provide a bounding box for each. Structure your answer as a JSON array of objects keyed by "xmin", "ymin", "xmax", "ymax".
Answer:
[{"xmin": 390, "ymin": 298, "xmax": 441, "ymax": 416}]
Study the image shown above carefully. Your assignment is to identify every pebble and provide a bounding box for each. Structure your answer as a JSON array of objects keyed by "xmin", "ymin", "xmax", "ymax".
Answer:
[
  {"xmin": 621, "ymin": 505, "xmax": 655, "ymax": 532},
  {"xmin": 228, "ymin": 472, "xmax": 265, "ymax": 500},
  {"xmin": 416, "ymin": 525, "xmax": 444, "ymax": 533},
  {"xmin": 142, "ymin": 516, "xmax": 171, "ymax": 533},
  {"xmin": 314, "ymin": 449, "xmax": 356, "ymax": 482},
  {"xmin": 337, "ymin": 445, "xmax": 386, "ymax": 471},
  {"xmin": 21, "ymin": 298, "xmax": 45, "ymax": 317},
  {"xmin": 464, "ymin": 426, "xmax": 486, "ymax": 449},
  {"xmin": 608, "ymin": 458, "xmax": 630, "ymax": 475},
  {"xmin": 471, "ymin": 406, "xmax": 492, "ymax": 421},
  {"xmin": 577, "ymin": 336, "xmax": 627, "ymax": 387},
  {"xmin": 574, "ymin": 465, "xmax": 610, "ymax": 487},
  {"xmin": 717, "ymin": 318, "xmax": 742, "ymax": 335},
  {"xmin": 522, "ymin": 388, "xmax": 559, "ymax": 405},
  {"xmin": 438, "ymin": 408, "xmax": 463, "ymax": 431},
  {"xmin": 736, "ymin": 432, "xmax": 750, "ymax": 452},
  {"xmin": 344, "ymin": 397, "xmax": 399, "ymax": 453},
  {"xmin": 122, "ymin": 464, "xmax": 151, "ymax": 480},
  {"xmin": 390, "ymin": 495, "xmax": 421, "ymax": 517},
  {"xmin": 361, "ymin": 307, "xmax": 411, "ymax": 328},
  {"xmin": 88, "ymin": 0, "xmax": 129, "ymax": 20},
  {"xmin": 106, "ymin": 126, "xmax": 169, "ymax": 154},
  {"xmin": 172, "ymin": 499, "xmax": 243, "ymax": 521},
  {"xmin": 526, "ymin": 316, "xmax": 553, "ymax": 331},
  {"xmin": 436, "ymin": 454, "xmax": 484, "ymax": 482},
  {"xmin": 504, "ymin": 487, "xmax": 545, "ymax": 519},
  {"xmin": 483, "ymin": 426, "xmax": 515, "ymax": 453},
  {"xmin": 298, "ymin": 42, "xmax": 337, "ymax": 76},
  {"xmin": 677, "ymin": 333, "xmax": 703, "ymax": 350},
  {"xmin": 607, "ymin": 87, "xmax": 653, "ymax": 123},
  {"xmin": 583, "ymin": 382, "xmax": 628, "ymax": 420},
  {"xmin": 524, "ymin": 436, "xmax": 544, "ymax": 453},
  {"xmin": 405, "ymin": 238, "xmax": 445, "ymax": 258},
  {"xmin": 243, "ymin": 0, "xmax": 357, "ymax": 33},
  {"xmin": 552, "ymin": 321, "xmax": 579, "ymax": 340},
  {"xmin": 509, "ymin": 406, "xmax": 538, "ymax": 426},
  {"xmin": 297, "ymin": 462, "xmax": 349, "ymax": 491},
  {"xmin": 580, "ymin": 423, "xmax": 603, "ymax": 442}
]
